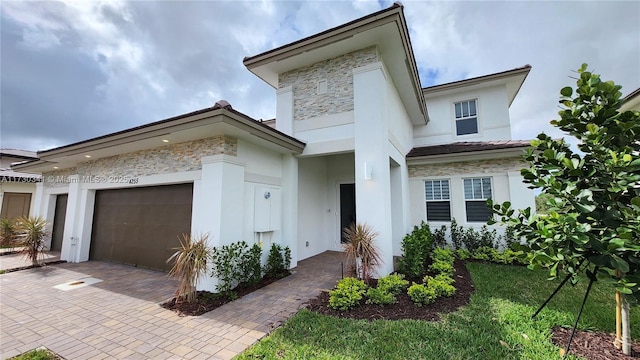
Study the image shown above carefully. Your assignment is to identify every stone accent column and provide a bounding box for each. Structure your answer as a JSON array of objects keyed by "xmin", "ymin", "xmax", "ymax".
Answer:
[
  {"xmin": 353, "ymin": 62, "xmax": 394, "ymax": 276},
  {"xmin": 192, "ymin": 154, "xmax": 245, "ymax": 292}
]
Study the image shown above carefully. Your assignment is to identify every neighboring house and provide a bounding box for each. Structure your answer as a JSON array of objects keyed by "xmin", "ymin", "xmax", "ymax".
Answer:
[
  {"xmin": 621, "ymin": 87, "xmax": 640, "ymax": 112},
  {"xmin": 13, "ymin": 4, "xmax": 535, "ymax": 290},
  {"xmin": 0, "ymin": 149, "xmax": 40, "ymax": 219}
]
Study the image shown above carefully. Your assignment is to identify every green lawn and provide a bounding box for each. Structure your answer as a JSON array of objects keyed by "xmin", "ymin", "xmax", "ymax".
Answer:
[{"xmin": 237, "ymin": 262, "xmax": 638, "ymax": 359}]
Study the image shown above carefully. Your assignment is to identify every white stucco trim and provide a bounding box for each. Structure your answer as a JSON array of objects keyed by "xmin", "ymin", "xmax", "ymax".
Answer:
[
  {"xmin": 300, "ymin": 138, "xmax": 355, "ymax": 157},
  {"xmin": 245, "ymin": 172, "xmax": 282, "ymax": 186},
  {"xmin": 294, "ymin": 111, "xmax": 354, "ymax": 132}
]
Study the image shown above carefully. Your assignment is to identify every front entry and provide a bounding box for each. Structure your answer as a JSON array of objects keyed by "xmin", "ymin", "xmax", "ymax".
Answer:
[
  {"xmin": 339, "ymin": 183, "xmax": 356, "ymax": 243},
  {"xmin": 50, "ymin": 194, "xmax": 68, "ymax": 251}
]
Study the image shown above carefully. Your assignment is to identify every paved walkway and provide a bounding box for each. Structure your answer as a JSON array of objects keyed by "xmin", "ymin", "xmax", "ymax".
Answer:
[
  {"xmin": 0, "ymin": 251, "xmax": 61, "ymax": 271},
  {"xmin": 0, "ymin": 251, "xmax": 343, "ymax": 359}
]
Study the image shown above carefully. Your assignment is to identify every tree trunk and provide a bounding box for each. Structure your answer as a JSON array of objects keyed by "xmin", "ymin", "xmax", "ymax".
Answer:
[
  {"xmin": 615, "ymin": 290, "xmax": 622, "ymax": 349},
  {"xmin": 621, "ymin": 295, "xmax": 631, "ymax": 355}
]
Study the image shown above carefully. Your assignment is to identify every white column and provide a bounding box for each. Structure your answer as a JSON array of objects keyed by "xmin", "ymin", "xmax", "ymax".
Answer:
[
  {"xmin": 353, "ymin": 62, "xmax": 394, "ymax": 276},
  {"xmin": 281, "ymin": 153, "xmax": 299, "ymax": 268},
  {"xmin": 74, "ymin": 188, "xmax": 96, "ymax": 262},
  {"xmin": 192, "ymin": 154, "xmax": 245, "ymax": 292},
  {"xmin": 60, "ymin": 176, "xmax": 79, "ymax": 262},
  {"xmin": 276, "ymin": 85, "xmax": 294, "ymax": 135}
]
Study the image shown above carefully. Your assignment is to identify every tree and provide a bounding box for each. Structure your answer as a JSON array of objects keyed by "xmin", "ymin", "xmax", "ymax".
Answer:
[
  {"xmin": 17, "ymin": 217, "xmax": 49, "ymax": 266},
  {"xmin": 490, "ymin": 64, "xmax": 640, "ymax": 355}
]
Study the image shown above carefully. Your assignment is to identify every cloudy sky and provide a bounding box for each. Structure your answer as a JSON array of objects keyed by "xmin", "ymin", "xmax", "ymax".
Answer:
[{"xmin": 1, "ymin": 0, "xmax": 638, "ymax": 152}]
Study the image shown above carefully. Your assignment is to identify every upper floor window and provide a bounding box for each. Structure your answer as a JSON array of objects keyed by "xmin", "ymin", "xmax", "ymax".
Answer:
[
  {"xmin": 463, "ymin": 177, "xmax": 492, "ymax": 222},
  {"xmin": 455, "ymin": 99, "xmax": 478, "ymax": 136},
  {"xmin": 425, "ymin": 179, "xmax": 451, "ymax": 221}
]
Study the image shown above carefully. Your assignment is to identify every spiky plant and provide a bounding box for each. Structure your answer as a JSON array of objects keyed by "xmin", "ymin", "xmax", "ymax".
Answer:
[
  {"xmin": 0, "ymin": 218, "xmax": 19, "ymax": 248},
  {"xmin": 342, "ymin": 222, "xmax": 383, "ymax": 283},
  {"xmin": 16, "ymin": 216, "xmax": 49, "ymax": 266},
  {"xmin": 167, "ymin": 233, "xmax": 212, "ymax": 303}
]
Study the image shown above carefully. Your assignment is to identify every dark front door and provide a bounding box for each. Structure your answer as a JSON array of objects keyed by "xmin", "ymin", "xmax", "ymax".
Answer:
[
  {"xmin": 0, "ymin": 192, "xmax": 31, "ymax": 219},
  {"xmin": 90, "ymin": 183, "xmax": 193, "ymax": 272},
  {"xmin": 50, "ymin": 194, "xmax": 68, "ymax": 251},
  {"xmin": 339, "ymin": 183, "xmax": 356, "ymax": 243}
]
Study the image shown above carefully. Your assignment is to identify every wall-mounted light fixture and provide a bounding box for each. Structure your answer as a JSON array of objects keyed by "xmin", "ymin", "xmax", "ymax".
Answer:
[{"xmin": 364, "ymin": 162, "xmax": 373, "ymax": 180}]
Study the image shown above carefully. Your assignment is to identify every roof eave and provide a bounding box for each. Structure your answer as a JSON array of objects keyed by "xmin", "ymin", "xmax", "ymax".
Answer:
[{"xmin": 406, "ymin": 146, "xmax": 528, "ymax": 165}]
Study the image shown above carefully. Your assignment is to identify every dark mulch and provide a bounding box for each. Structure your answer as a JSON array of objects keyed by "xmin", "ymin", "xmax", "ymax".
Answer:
[
  {"xmin": 161, "ymin": 273, "xmax": 289, "ymax": 316},
  {"xmin": 0, "ymin": 260, "xmax": 67, "ymax": 274},
  {"xmin": 552, "ymin": 326, "xmax": 640, "ymax": 359},
  {"xmin": 306, "ymin": 259, "xmax": 474, "ymax": 321}
]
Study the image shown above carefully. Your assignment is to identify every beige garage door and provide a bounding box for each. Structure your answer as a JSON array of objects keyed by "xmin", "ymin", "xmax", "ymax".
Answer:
[
  {"xmin": 89, "ymin": 184, "xmax": 193, "ymax": 272},
  {"xmin": 1, "ymin": 192, "xmax": 31, "ymax": 219}
]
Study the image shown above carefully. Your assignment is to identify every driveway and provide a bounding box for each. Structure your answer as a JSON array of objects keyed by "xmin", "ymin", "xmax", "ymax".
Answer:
[{"xmin": 0, "ymin": 251, "xmax": 343, "ymax": 359}]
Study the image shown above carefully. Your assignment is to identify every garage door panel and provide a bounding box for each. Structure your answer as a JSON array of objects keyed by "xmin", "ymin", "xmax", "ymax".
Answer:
[{"xmin": 90, "ymin": 183, "xmax": 193, "ymax": 272}]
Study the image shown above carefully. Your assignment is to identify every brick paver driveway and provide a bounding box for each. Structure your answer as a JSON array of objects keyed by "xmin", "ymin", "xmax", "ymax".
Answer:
[{"xmin": 0, "ymin": 251, "xmax": 343, "ymax": 359}]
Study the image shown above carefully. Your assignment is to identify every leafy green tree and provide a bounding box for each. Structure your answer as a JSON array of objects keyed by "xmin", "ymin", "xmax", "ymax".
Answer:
[
  {"xmin": 490, "ymin": 64, "xmax": 640, "ymax": 355},
  {"xmin": 534, "ymin": 193, "xmax": 553, "ymax": 214}
]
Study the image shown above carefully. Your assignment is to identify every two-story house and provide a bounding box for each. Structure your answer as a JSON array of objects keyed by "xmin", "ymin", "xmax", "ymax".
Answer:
[{"xmin": 13, "ymin": 3, "xmax": 534, "ymax": 290}]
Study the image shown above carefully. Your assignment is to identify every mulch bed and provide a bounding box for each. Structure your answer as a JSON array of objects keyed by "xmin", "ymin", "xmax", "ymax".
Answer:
[
  {"xmin": 161, "ymin": 273, "xmax": 289, "ymax": 316},
  {"xmin": 0, "ymin": 260, "xmax": 67, "ymax": 274},
  {"xmin": 551, "ymin": 326, "xmax": 640, "ymax": 359},
  {"xmin": 306, "ymin": 259, "xmax": 474, "ymax": 321}
]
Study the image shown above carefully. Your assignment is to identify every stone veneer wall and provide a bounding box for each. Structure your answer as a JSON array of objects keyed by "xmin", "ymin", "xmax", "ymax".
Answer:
[
  {"xmin": 279, "ymin": 46, "xmax": 379, "ymax": 121},
  {"xmin": 408, "ymin": 157, "xmax": 525, "ymax": 178},
  {"xmin": 42, "ymin": 136, "xmax": 237, "ymax": 187}
]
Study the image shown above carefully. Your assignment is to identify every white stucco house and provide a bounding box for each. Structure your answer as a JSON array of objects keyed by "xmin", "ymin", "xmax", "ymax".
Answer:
[{"xmin": 13, "ymin": 4, "xmax": 535, "ymax": 290}]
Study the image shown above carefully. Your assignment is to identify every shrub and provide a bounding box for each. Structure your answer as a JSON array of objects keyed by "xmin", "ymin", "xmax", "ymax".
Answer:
[
  {"xmin": 432, "ymin": 247, "xmax": 455, "ymax": 263},
  {"xmin": 398, "ymin": 221, "xmax": 433, "ymax": 279},
  {"xmin": 433, "ymin": 273, "xmax": 455, "ymax": 285},
  {"xmin": 366, "ymin": 286, "xmax": 396, "ymax": 305},
  {"xmin": 211, "ymin": 241, "xmax": 247, "ymax": 296},
  {"xmin": 342, "ymin": 223, "xmax": 382, "ymax": 282},
  {"xmin": 428, "ymin": 259, "xmax": 454, "ymax": 276},
  {"xmin": 16, "ymin": 216, "xmax": 49, "ymax": 266},
  {"xmin": 425, "ymin": 276, "xmax": 456, "ymax": 297},
  {"xmin": 0, "ymin": 218, "xmax": 18, "ymax": 247},
  {"xmin": 407, "ymin": 283, "xmax": 437, "ymax": 306},
  {"xmin": 241, "ymin": 243, "xmax": 263, "ymax": 286},
  {"xmin": 455, "ymin": 248, "xmax": 471, "ymax": 260},
  {"xmin": 264, "ymin": 243, "xmax": 291, "ymax": 279},
  {"xmin": 479, "ymin": 225, "xmax": 498, "ymax": 248},
  {"xmin": 167, "ymin": 233, "xmax": 212, "ymax": 303},
  {"xmin": 471, "ymin": 246, "xmax": 499, "ymax": 262},
  {"xmin": 377, "ymin": 274, "xmax": 409, "ymax": 296},
  {"xmin": 329, "ymin": 277, "xmax": 367, "ymax": 310},
  {"xmin": 432, "ymin": 225, "xmax": 447, "ymax": 249},
  {"xmin": 500, "ymin": 225, "xmax": 518, "ymax": 249},
  {"xmin": 450, "ymin": 219, "xmax": 463, "ymax": 250}
]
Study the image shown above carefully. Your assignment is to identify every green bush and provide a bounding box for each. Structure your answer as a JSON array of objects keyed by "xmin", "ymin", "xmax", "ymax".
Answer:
[
  {"xmin": 329, "ymin": 277, "xmax": 368, "ymax": 310},
  {"xmin": 211, "ymin": 241, "xmax": 248, "ymax": 296},
  {"xmin": 241, "ymin": 243, "xmax": 263, "ymax": 286},
  {"xmin": 366, "ymin": 286, "xmax": 396, "ymax": 305},
  {"xmin": 432, "ymin": 225, "xmax": 447, "ymax": 249},
  {"xmin": 264, "ymin": 243, "xmax": 291, "ymax": 279},
  {"xmin": 377, "ymin": 274, "xmax": 409, "ymax": 296},
  {"xmin": 398, "ymin": 221, "xmax": 434, "ymax": 278},
  {"xmin": 450, "ymin": 219, "xmax": 463, "ymax": 250},
  {"xmin": 471, "ymin": 246, "xmax": 499, "ymax": 262},
  {"xmin": 455, "ymin": 248, "xmax": 471, "ymax": 260},
  {"xmin": 425, "ymin": 276, "xmax": 456, "ymax": 297},
  {"xmin": 432, "ymin": 273, "xmax": 455, "ymax": 285},
  {"xmin": 432, "ymin": 247, "xmax": 455, "ymax": 263},
  {"xmin": 428, "ymin": 259, "xmax": 454, "ymax": 276},
  {"xmin": 407, "ymin": 283, "xmax": 437, "ymax": 306}
]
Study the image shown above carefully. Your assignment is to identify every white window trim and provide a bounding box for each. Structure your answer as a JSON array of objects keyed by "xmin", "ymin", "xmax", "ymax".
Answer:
[
  {"xmin": 425, "ymin": 179, "xmax": 452, "ymax": 221},
  {"xmin": 462, "ymin": 176, "xmax": 493, "ymax": 222},
  {"xmin": 452, "ymin": 98, "xmax": 482, "ymax": 138}
]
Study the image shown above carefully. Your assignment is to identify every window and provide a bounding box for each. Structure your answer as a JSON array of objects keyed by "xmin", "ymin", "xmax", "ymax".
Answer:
[
  {"xmin": 464, "ymin": 177, "xmax": 492, "ymax": 222},
  {"xmin": 425, "ymin": 179, "xmax": 451, "ymax": 221},
  {"xmin": 454, "ymin": 99, "xmax": 478, "ymax": 136}
]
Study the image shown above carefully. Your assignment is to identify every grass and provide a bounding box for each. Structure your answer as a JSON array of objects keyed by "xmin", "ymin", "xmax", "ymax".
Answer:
[
  {"xmin": 10, "ymin": 348, "xmax": 59, "ymax": 360},
  {"xmin": 237, "ymin": 262, "xmax": 638, "ymax": 359}
]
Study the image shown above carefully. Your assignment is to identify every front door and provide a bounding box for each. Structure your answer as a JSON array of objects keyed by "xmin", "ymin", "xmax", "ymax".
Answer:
[
  {"xmin": 50, "ymin": 194, "xmax": 68, "ymax": 251},
  {"xmin": 339, "ymin": 183, "xmax": 356, "ymax": 243}
]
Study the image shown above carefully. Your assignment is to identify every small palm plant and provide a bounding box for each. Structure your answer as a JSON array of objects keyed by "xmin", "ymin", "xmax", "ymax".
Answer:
[
  {"xmin": 16, "ymin": 216, "xmax": 49, "ymax": 266},
  {"xmin": 0, "ymin": 218, "xmax": 19, "ymax": 248},
  {"xmin": 167, "ymin": 233, "xmax": 212, "ymax": 303},
  {"xmin": 342, "ymin": 222, "xmax": 383, "ymax": 283}
]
